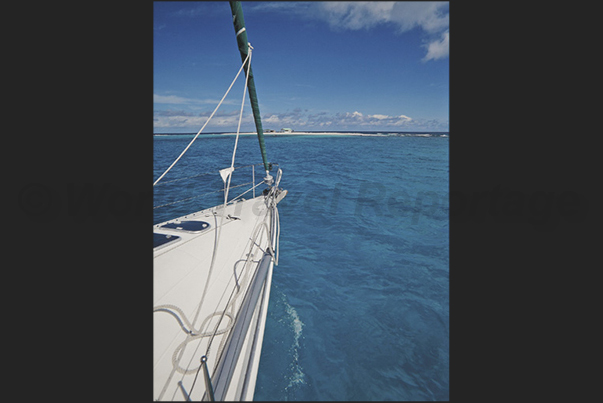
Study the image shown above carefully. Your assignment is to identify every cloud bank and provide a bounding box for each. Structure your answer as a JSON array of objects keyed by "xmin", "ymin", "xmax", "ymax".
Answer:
[
  {"xmin": 261, "ymin": 109, "xmax": 420, "ymax": 129},
  {"xmin": 153, "ymin": 107, "xmax": 448, "ymax": 132},
  {"xmin": 153, "ymin": 108, "xmax": 253, "ymax": 130},
  {"xmin": 153, "ymin": 94, "xmax": 235, "ymax": 106}
]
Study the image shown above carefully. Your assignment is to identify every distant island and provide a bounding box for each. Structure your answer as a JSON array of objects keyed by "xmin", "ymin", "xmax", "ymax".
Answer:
[{"xmin": 154, "ymin": 131, "xmax": 449, "ymax": 137}]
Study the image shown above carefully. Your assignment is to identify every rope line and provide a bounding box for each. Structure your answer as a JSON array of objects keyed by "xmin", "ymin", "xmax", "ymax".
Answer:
[
  {"xmin": 223, "ymin": 43, "xmax": 252, "ymax": 208},
  {"xmin": 153, "ymin": 304, "xmax": 233, "ymax": 337},
  {"xmin": 158, "ymin": 203, "xmax": 269, "ymax": 379}
]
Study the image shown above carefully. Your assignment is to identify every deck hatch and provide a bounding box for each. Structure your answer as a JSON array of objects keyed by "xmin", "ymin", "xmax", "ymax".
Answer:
[
  {"xmin": 153, "ymin": 233, "xmax": 181, "ymax": 249},
  {"xmin": 159, "ymin": 220, "xmax": 211, "ymax": 233}
]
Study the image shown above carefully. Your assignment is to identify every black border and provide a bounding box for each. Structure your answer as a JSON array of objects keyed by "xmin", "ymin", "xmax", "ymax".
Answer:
[{"xmin": 11, "ymin": 1, "xmax": 597, "ymax": 401}]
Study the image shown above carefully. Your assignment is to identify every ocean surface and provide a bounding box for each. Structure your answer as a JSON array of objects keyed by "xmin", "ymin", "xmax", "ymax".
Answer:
[{"xmin": 154, "ymin": 132, "xmax": 449, "ymax": 401}]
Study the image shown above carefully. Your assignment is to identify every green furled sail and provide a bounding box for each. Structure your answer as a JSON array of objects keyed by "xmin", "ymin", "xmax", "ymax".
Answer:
[{"xmin": 229, "ymin": 1, "xmax": 270, "ymax": 173}]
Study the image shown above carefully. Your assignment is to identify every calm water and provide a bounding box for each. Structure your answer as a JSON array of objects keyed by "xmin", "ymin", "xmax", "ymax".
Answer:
[{"xmin": 154, "ymin": 133, "xmax": 449, "ymax": 400}]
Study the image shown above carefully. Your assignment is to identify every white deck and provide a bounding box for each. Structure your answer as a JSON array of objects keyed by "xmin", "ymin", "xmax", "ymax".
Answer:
[{"xmin": 153, "ymin": 195, "xmax": 278, "ymax": 401}]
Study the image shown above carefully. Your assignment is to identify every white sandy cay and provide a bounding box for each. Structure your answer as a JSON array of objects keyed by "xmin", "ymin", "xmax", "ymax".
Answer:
[
  {"xmin": 219, "ymin": 131, "xmax": 387, "ymax": 137},
  {"xmin": 154, "ymin": 132, "xmax": 447, "ymax": 137}
]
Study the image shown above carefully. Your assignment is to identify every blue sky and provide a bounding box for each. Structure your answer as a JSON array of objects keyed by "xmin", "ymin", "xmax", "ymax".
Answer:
[{"xmin": 154, "ymin": 1, "xmax": 449, "ymax": 133}]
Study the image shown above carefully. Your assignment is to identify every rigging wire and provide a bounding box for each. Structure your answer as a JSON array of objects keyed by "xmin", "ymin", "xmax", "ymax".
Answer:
[
  {"xmin": 152, "ymin": 51, "xmax": 251, "ymax": 187},
  {"xmin": 223, "ymin": 43, "xmax": 252, "ymax": 208}
]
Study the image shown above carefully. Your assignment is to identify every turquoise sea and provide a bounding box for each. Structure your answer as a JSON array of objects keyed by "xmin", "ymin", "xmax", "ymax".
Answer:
[{"xmin": 154, "ymin": 132, "xmax": 449, "ymax": 400}]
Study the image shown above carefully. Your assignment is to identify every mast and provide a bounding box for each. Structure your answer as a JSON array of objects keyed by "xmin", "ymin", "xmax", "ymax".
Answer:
[{"xmin": 229, "ymin": 1, "xmax": 270, "ymax": 174}]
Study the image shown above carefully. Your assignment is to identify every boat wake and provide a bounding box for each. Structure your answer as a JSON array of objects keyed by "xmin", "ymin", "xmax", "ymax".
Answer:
[{"xmin": 283, "ymin": 299, "xmax": 306, "ymax": 393}]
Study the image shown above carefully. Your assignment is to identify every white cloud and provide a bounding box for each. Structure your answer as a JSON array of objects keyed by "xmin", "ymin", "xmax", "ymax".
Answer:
[
  {"xmin": 153, "ymin": 110, "xmax": 254, "ymax": 130},
  {"xmin": 318, "ymin": 2, "xmax": 394, "ymax": 30},
  {"xmin": 315, "ymin": 1, "xmax": 449, "ymax": 34},
  {"xmin": 336, "ymin": 111, "xmax": 413, "ymax": 127},
  {"xmin": 369, "ymin": 114, "xmax": 389, "ymax": 120},
  {"xmin": 264, "ymin": 114, "xmax": 281, "ymax": 123},
  {"xmin": 153, "ymin": 94, "xmax": 235, "ymax": 106},
  {"xmin": 252, "ymin": 1, "xmax": 449, "ymax": 62},
  {"xmin": 389, "ymin": 2, "xmax": 449, "ymax": 34},
  {"xmin": 154, "ymin": 94, "xmax": 192, "ymax": 104},
  {"xmin": 423, "ymin": 30, "xmax": 449, "ymax": 62},
  {"xmin": 314, "ymin": 2, "xmax": 449, "ymax": 35}
]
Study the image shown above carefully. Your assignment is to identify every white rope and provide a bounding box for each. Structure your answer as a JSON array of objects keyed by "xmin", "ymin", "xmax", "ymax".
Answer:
[
  {"xmin": 153, "ymin": 51, "xmax": 251, "ymax": 187},
  {"xmin": 163, "ymin": 201, "xmax": 269, "ymax": 378}
]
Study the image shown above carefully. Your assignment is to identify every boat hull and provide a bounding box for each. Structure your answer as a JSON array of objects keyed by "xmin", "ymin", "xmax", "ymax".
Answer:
[{"xmin": 153, "ymin": 195, "xmax": 279, "ymax": 401}]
